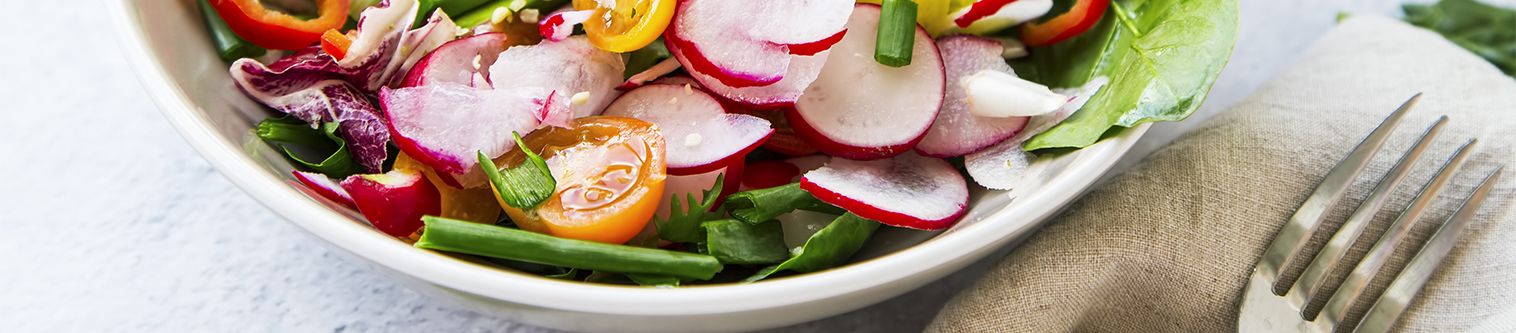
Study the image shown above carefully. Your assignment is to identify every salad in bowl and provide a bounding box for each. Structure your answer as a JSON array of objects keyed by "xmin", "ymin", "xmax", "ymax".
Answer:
[{"xmin": 197, "ymin": 0, "xmax": 1235, "ymax": 286}]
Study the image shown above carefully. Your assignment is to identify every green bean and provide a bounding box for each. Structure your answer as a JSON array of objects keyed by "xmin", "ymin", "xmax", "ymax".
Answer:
[
  {"xmin": 415, "ymin": 216, "xmax": 723, "ymax": 280},
  {"xmin": 198, "ymin": 0, "xmax": 265, "ymax": 61}
]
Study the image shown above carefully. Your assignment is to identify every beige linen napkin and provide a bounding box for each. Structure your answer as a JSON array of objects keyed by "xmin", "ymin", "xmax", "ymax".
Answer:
[{"xmin": 929, "ymin": 16, "xmax": 1515, "ymax": 332}]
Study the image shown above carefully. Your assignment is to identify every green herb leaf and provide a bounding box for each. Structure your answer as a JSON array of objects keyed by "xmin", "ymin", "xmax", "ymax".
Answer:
[
  {"xmin": 417, "ymin": 216, "xmax": 723, "ymax": 280},
  {"xmin": 654, "ymin": 173, "xmax": 725, "ymax": 243},
  {"xmin": 702, "ymin": 219, "xmax": 789, "ymax": 265},
  {"xmin": 256, "ymin": 117, "xmax": 362, "ymax": 178},
  {"xmin": 479, "ymin": 132, "xmax": 556, "ymax": 210},
  {"xmin": 723, "ymin": 183, "xmax": 844, "ymax": 225},
  {"xmin": 744, "ymin": 213, "xmax": 880, "ymax": 282},
  {"xmin": 623, "ymin": 40, "xmax": 672, "ymax": 79},
  {"xmin": 1017, "ymin": 0, "xmax": 1238, "ymax": 150},
  {"xmin": 1403, "ymin": 0, "xmax": 1516, "ymax": 77},
  {"xmin": 875, "ymin": 0, "xmax": 919, "ymax": 67}
]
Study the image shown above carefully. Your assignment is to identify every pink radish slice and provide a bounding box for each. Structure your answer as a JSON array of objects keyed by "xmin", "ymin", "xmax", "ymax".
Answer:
[
  {"xmin": 618, "ymin": 58, "xmax": 684, "ymax": 90},
  {"xmin": 667, "ymin": 39, "xmax": 831, "ymax": 108},
  {"xmin": 401, "ymin": 33, "xmax": 509, "ymax": 88},
  {"xmin": 743, "ymin": 0, "xmax": 853, "ymax": 45},
  {"xmin": 785, "ymin": 29, "xmax": 847, "ymax": 56},
  {"xmin": 740, "ymin": 155, "xmax": 825, "ymax": 190},
  {"xmin": 667, "ymin": 0, "xmax": 786, "ymax": 87},
  {"xmin": 915, "ymin": 36, "xmax": 1030, "ymax": 158},
  {"xmin": 489, "ymin": 36, "xmax": 625, "ymax": 118},
  {"xmin": 601, "ymin": 84, "xmax": 774, "ymax": 175},
  {"xmin": 650, "ymin": 75, "xmax": 701, "ymax": 87},
  {"xmin": 790, "ymin": 4, "xmax": 946, "ymax": 160},
  {"xmin": 391, "ymin": 11, "xmax": 461, "ymax": 87},
  {"xmin": 340, "ymin": 169, "xmax": 442, "ymax": 237},
  {"xmin": 292, "ymin": 171, "xmax": 356, "ymax": 210},
  {"xmin": 800, "ymin": 152, "xmax": 968, "ymax": 230},
  {"xmin": 950, "ymin": 0, "xmax": 1053, "ymax": 34},
  {"xmin": 964, "ymin": 76, "xmax": 1106, "ymax": 190},
  {"xmin": 380, "ymin": 83, "xmax": 565, "ymax": 177},
  {"xmin": 540, "ymin": 9, "xmax": 593, "ymax": 41}
]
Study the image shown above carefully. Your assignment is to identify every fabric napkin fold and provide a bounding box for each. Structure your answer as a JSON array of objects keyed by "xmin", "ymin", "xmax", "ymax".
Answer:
[{"xmin": 928, "ymin": 15, "xmax": 1515, "ymax": 332}]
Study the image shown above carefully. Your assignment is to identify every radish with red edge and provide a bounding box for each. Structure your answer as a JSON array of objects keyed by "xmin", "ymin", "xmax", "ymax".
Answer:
[
  {"xmin": 380, "ymin": 83, "xmax": 567, "ymax": 185},
  {"xmin": 740, "ymin": 154, "xmax": 825, "ymax": 190},
  {"xmin": 401, "ymin": 33, "xmax": 509, "ymax": 88},
  {"xmin": 950, "ymin": 0, "xmax": 1052, "ymax": 34},
  {"xmin": 618, "ymin": 58, "xmax": 683, "ymax": 90},
  {"xmin": 965, "ymin": 77, "xmax": 1106, "ymax": 190},
  {"xmin": 340, "ymin": 169, "xmax": 442, "ymax": 237},
  {"xmin": 667, "ymin": 39, "xmax": 831, "ymax": 108},
  {"xmin": 666, "ymin": 0, "xmax": 850, "ymax": 88},
  {"xmin": 602, "ymin": 84, "xmax": 774, "ymax": 175},
  {"xmin": 292, "ymin": 171, "xmax": 356, "ymax": 210},
  {"xmin": 539, "ymin": 9, "xmax": 593, "ymax": 42},
  {"xmin": 789, "ymin": 4, "xmax": 945, "ymax": 160},
  {"xmin": 916, "ymin": 36, "xmax": 1031, "ymax": 158},
  {"xmin": 489, "ymin": 36, "xmax": 625, "ymax": 118},
  {"xmin": 737, "ymin": 108, "xmax": 819, "ymax": 156},
  {"xmin": 800, "ymin": 152, "xmax": 968, "ymax": 230}
]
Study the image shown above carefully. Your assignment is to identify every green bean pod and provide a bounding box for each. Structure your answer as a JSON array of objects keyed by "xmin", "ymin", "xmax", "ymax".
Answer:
[{"xmin": 415, "ymin": 216, "xmax": 723, "ymax": 280}]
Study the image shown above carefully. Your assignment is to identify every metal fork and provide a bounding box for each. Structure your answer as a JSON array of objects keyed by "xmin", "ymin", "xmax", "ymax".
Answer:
[{"xmin": 1237, "ymin": 93, "xmax": 1503, "ymax": 333}]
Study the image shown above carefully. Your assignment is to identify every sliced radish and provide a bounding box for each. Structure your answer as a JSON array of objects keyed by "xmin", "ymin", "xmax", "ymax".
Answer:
[
  {"xmin": 916, "ymin": 36, "xmax": 1030, "ymax": 158},
  {"xmin": 489, "ymin": 36, "xmax": 625, "ymax": 118},
  {"xmin": 341, "ymin": 168, "xmax": 442, "ymax": 237},
  {"xmin": 963, "ymin": 70, "xmax": 1066, "ymax": 118},
  {"xmin": 738, "ymin": 155, "xmax": 827, "ymax": 190},
  {"xmin": 800, "ymin": 152, "xmax": 968, "ymax": 230},
  {"xmin": 539, "ymin": 9, "xmax": 594, "ymax": 42},
  {"xmin": 650, "ymin": 75, "xmax": 701, "ymax": 87},
  {"xmin": 401, "ymin": 33, "xmax": 509, "ymax": 88},
  {"xmin": 602, "ymin": 84, "xmax": 774, "ymax": 175},
  {"xmin": 965, "ymin": 76, "xmax": 1107, "ymax": 190},
  {"xmin": 950, "ymin": 0, "xmax": 1053, "ymax": 34},
  {"xmin": 391, "ymin": 11, "xmax": 461, "ymax": 87},
  {"xmin": 380, "ymin": 83, "xmax": 565, "ymax": 178},
  {"xmin": 292, "ymin": 171, "xmax": 356, "ymax": 210},
  {"xmin": 737, "ymin": 108, "xmax": 818, "ymax": 156},
  {"xmin": 790, "ymin": 4, "xmax": 945, "ymax": 160},
  {"xmin": 668, "ymin": 39, "xmax": 831, "ymax": 108},
  {"xmin": 744, "ymin": 0, "xmax": 853, "ymax": 45},
  {"xmin": 618, "ymin": 58, "xmax": 684, "ymax": 90},
  {"xmin": 786, "ymin": 29, "xmax": 847, "ymax": 56},
  {"xmin": 667, "ymin": 0, "xmax": 851, "ymax": 88}
]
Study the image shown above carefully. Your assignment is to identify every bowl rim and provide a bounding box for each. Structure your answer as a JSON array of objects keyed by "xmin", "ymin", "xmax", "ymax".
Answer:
[{"xmin": 110, "ymin": 0, "xmax": 1151, "ymax": 317}]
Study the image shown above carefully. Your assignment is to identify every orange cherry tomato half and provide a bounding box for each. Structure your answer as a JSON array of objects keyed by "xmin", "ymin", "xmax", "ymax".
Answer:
[
  {"xmin": 495, "ymin": 116, "xmax": 667, "ymax": 244},
  {"xmin": 572, "ymin": 0, "xmax": 675, "ymax": 52},
  {"xmin": 209, "ymin": 0, "xmax": 350, "ymax": 50},
  {"xmin": 394, "ymin": 153, "xmax": 503, "ymax": 224},
  {"xmin": 1020, "ymin": 0, "xmax": 1110, "ymax": 47}
]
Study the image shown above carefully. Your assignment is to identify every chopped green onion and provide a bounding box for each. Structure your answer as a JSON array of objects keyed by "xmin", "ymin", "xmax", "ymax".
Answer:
[
  {"xmin": 416, "ymin": 216, "xmax": 724, "ymax": 280},
  {"xmin": 478, "ymin": 132, "xmax": 556, "ymax": 210},
  {"xmin": 255, "ymin": 117, "xmax": 361, "ymax": 178},
  {"xmin": 745, "ymin": 213, "xmax": 880, "ymax": 282},
  {"xmin": 724, "ymin": 183, "xmax": 844, "ymax": 225},
  {"xmin": 654, "ymin": 174, "xmax": 726, "ymax": 243},
  {"xmin": 198, "ymin": 0, "xmax": 265, "ymax": 61},
  {"xmin": 703, "ymin": 219, "xmax": 789, "ymax": 265},
  {"xmin": 455, "ymin": 0, "xmax": 571, "ymax": 28},
  {"xmin": 875, "ymin": 0, "xmax": 918, "ymax": 67}
]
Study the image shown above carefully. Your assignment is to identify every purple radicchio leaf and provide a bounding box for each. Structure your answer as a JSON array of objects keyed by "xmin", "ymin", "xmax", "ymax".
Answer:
[
  {"xmin": 230, "ymin": 59, "xmax": 391, "ymax": 172},
  {"xmin": 336, "ymin": 0, "xmax": 420, "ymax": 91}
]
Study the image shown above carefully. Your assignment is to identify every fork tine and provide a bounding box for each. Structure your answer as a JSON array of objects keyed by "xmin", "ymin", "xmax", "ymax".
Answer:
[
  {"xmin": 1315, "ymin": 139, "xmax": 1476, "ymax": 332},
  {"xmin": 1260, "ymin": 93, "xmax": 1422, "ymax": 293},
  {"xmin": 1287, "ymin": 116, "xmax": 1447, "ymax": 317},
  {"xmin": 1353, "ymin": 166, "xmax": 1503, "ymax": 333}
]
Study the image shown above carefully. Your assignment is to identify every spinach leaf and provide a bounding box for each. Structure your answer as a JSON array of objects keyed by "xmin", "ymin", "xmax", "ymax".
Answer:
[
  {"xmin": 744, "ymin": 213, "xmax": 880, "ymax": 282},
  {"xmin": 1018, "ymin": 0, "xmax": 1238, "ymax": 150},
  {"xmin": 655, "ymin": 174, "xmax": 725, "ymax": 243},
  {"xmin": 723, "ymin": 183, "xmax": 844, "ymax": 225},
  {"xmin": 1404, "ymin": 0, "xmax": 1516, "ymax": 77},
  {"xmin": 256, "ymin": 117, "xmax": 362, "ymax": 178},
  {"xmin": 703, "ymin": 219, "xmax": 789, "ymax": 265}
]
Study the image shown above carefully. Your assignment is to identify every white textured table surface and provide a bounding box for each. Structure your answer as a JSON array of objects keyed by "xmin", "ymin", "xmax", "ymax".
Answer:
[{"xmin": 0, "ymin": 1, "xmax": 1462, "ymax": 331}]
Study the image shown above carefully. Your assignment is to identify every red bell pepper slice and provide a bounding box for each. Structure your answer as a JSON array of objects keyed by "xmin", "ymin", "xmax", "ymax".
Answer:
[
  {"xmin": 1020, "ymin": 0, "xmax": 1109, "ymax": 47},
  {"xmin": 209, "ymin": 0, "xmax": 350, "ymax": 50}
]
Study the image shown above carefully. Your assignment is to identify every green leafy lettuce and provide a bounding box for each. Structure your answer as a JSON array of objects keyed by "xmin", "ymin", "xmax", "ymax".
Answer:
[
  {"xmin": 1404, "ymin": 0, "xmax": 1516, "ymax": 77},
  {"xmin": 745, "ymin": 213, "xmax": 880, "ymax": 282},
  {"xmin": 703, "ymin": 219, "xmax": 789, "ymax": 265},
  {"xmin": 1016, "ymin": 0, "xmax": 1238, "ymax": 150},
  {"xmin": 255, "ymin": 117, "xmax": 361, "ymax": 178}
]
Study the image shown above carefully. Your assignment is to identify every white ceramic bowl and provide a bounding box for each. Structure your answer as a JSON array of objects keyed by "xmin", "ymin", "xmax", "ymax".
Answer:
[{"xmin": 112, "ymin": 0, "xmax": 1150, "ymax": 331}]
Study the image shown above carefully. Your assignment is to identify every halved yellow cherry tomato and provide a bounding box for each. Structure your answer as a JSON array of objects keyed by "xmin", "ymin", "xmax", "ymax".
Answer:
[
  {"xmin": 572, "ymin": 0, "xmax": 675, "ymax": 52},
  {"xmin": 394, "ymin": 153, "xmax": 502, "ymax": 224},
  {"xmin": 494, "ymin": 116, "xmax": 667, "ymax": 244}
]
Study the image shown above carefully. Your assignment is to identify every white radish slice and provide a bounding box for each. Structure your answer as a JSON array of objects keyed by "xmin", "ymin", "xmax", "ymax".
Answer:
[
  {"xmin": 789, "ymin": 4, "xmax": 946, "ymax": 160},
  {"xmin": 745, "ymin": 0, "xmax": 854, "ymax": 45},
  {"xmin": 668, "ymin": 39, "xmax": 831, "ymax": 108},
  {"xmin": 963, "ymin": 70, "xmax": 1066, "ymax": 118},
  {"xmin": 539, "ymin": 9, "xmax": 593, "ymax": 41},
  {"xmin": 391, "ymin": 11, "xmax": 461, "ymax": 87},
  {"xmin": 916, "ymin": 36, "xmax": 1030, "ymax": 158},
  {"xmin": 668, "ymin": 0, "xmax": 789, "ymax": 87},
  {"xmin": 800, "ymin": 152, "xmax": 968, "ymax": 230},
  {"xmin": 949, "ymin": 0, "xmax": 1053, "ymax": 35},
  {"xmin": 292, "ymin": 171, "xmax": 356, "ymax": 209},
  {"xmin": 965, "ymin": 76, "xmax": 1107, "ymax": 190},
  {"xmin": 618, "ymin": 57, "xmax": 684, "ymax": 90},
  {"xmin": 380, "ymin": 83, "xmax": 566, "ymax": 178},
  {"xmin": 489, "ymin": 36, "xmax": 625, "ymax": 118},
  {"xmin": 401, "ymin": 33, "xmax": 509, "ymax": 88},
  {"xmin": 602, "ymin": 84, "xmax": 774, "ymax": 175}
]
